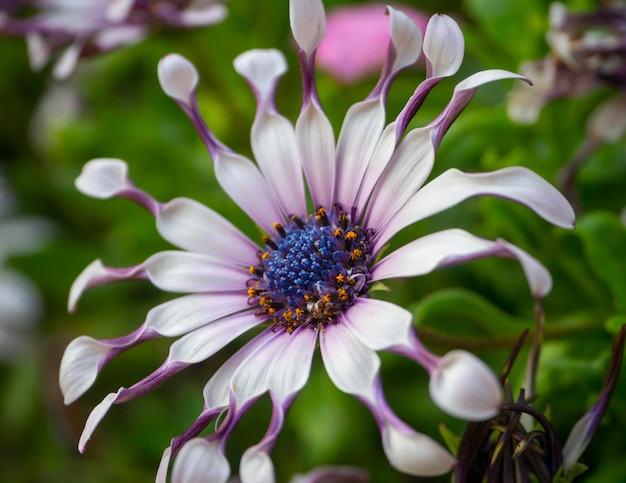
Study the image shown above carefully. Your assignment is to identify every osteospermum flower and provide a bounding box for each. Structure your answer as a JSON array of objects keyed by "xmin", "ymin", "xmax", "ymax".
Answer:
[
  {"xmin": 0, "ymin": 0, "xmax": 227, "ymax": 79},
  {"xmin": 60, "ymin": 0, "xmax": 575, "ymax": 480}
]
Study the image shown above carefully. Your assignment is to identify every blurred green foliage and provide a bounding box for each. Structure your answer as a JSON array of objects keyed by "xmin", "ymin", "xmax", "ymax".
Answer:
[{"xmin": 1, "ymin": 0, "xmax": 625, "ymax": 482}]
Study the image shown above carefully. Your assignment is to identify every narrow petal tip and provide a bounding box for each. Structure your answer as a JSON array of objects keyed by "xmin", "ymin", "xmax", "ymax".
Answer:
[
  {"xmin": 429, "ymin": 350, "xmax": 502, "ymax": 421},
  {"xmin": 78, "ymin": 390, "xmax": 122, "ymax": 453},
  {"xmin": 172, "ymin": 438, "xmax": 230, "ymax": 483},
  {"xmin": 289, "ymin": 0, "xmax": 326, "ymax": 56},
  {"xmin": 60, "ymin": 336, "xmax": 111, "ymax": 405},
  {"xmin": 158, "ymin": 53, "xmax": 199, "ymax": 105},
  {"xmin": 75, "ymin": 158, "xmax": 130, "ymax": 200},
  {"xmin": 382, "ymin": 424, "xmax": 455, "ymax": 476}
]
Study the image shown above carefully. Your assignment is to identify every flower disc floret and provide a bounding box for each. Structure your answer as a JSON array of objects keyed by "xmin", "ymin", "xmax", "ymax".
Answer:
[{"xmin": 248, "ymin": 206, "xmax": 373, "ymax": 333}]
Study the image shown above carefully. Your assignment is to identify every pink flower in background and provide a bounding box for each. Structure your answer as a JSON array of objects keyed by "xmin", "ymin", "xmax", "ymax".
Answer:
[
  {"xmin": 0, "ymin": 0, "xmax": 228, "ymax": 79},
  {"xmin": 317, "ymin": 3, "xmax": 428, "ymax": 83}
]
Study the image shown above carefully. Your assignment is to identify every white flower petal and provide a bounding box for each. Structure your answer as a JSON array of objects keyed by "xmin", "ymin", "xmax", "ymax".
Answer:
[
  {"xmin": 180, "ymin": 4, "xmax": 228, "ymax": 27},
  {"xmin": 497, "ymin": 239, "xmax": 553, "ymax": 298},
  {"xmin": 587, "ymin": 95, "xmax": 626, "ymax": 143},
  {"xmin": 296, "ymin": 102, "xmax": 336, "ymax": 209},
  {"xmin": 78, "ymin": 389, "xmax": 122, "ymax": 452},
  {"xmin": 234, "ymin": 49, "xmax": 287, "ymax": 109},
  {"xmin": 354, "ymin": 122, "xmax": 396, "ymax": 213},
  {"xmin": 105, "ymin": 0, "xmax": 134, "ymax": 22},
  {"xmin": 214, "ymin": 150, "xmax": 285, "ymax": 235},
  {"xmin": 172, "ymin": 438, "xmax": 230, "ymax": 483},
  {"xmin": 320, "ymin": 325, "xmax": 380, "ymax": 401},
  {"xmin": 382, "ymin": 424, "xmax": 455, "ymax": 476},
  {"xmin": 59, "ymin": 336, "xmax": 110, "ymax": 404},
  {"xmin": 169, "ymin": 311, "xmax": 260, "ymax": 364},
  {"xmin": 388, "ymin": 6, "xmax": 423, "ymax": 73},
  {"xmin": 75, "ymin": 158, "xmax": 130, "ymax": 199},
  {"xmin": 342, "ymin": 299, "xmax": 413, "ymax": 351},
  {"xmin": 334, "ymin": 98, "xmax": 386, "ymax": 209},
  {"xmin": 562, "ymin": 413, "xmax": 593, "ymax": 472},
  {"xmin": 240, "ymin": 448, "xmax": 275, "ymax": 483},
  {"xmin": 68, "ymin": 259, "xmax": 145, "ymax": 312},
  {"xmin": 203, "ymin": 328, "xmax": 278, "ymax": 409},
  {"xmin": 423, "ymin": 14, "xmax": 464, "ymax": 77},
  {"xmin": 26, "ymin": 33, "xmax": 50, "ymax": 71},
  {"xmin": 158, "ymin": 54, "xmax": 199, "ymax": 106},
  {"xmin": 364, "ymin": 127, "xmax": 434, "ymax": 230},
  {"xmin": 147, "ymin": 292, "xmax": 249, "ymax": 337},
  {"xmin": 231, "ymin": 326, "xmax": 316, "ymax": 403},
  {"xmin": 378, "ymin": 166, "xmax": 576, "ymax": 247},
  {"xmin": 144, "ymin": 251, "xmax": 249, "ymax": 293},
  {"xmin": 53, "ymin": 42, "xmax": 81, "ymax": 80},
  {"xmin": 429, "ymin": 350, "xmax": 502, "ymax": 421},
  {"xmin": 156, "ymin": 197, "xmax": 259, "ymax": 264},
  {"xmin": 289, "ymin": 0, "xmax": 325, "ymax": 56},
  {"xmin": 156, "ymin": 446, "xmax": 172, "ymax": 483}
]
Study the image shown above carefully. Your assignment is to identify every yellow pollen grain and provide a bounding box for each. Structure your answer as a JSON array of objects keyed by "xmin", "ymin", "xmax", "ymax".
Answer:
[
  {"xmin": 334, "ymin": 228, "xmax": 342, "ymax": 237},
  {"xmin": 323, "ymin": 294, "xmax": 332, "ymax": 303},
  {"xmin": 345, "ymin": 231, "xmax": 357, "ymax": 240},
  {"xmin": 336, "ymin": 274, "xmax": 345, "ymax": 283},
  {"xmin": 262, "ymin": 252, "xmax": 270, "ymax": 259},
  {"xmin": 295, "ymin": 308, "xmax": 305, "ymax": 317}
]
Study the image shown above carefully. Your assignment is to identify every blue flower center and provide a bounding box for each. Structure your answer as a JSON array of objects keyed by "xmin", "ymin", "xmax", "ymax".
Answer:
[{"xmin": 248, "ymin": 206, "xmax": 373, "ymax": 333}]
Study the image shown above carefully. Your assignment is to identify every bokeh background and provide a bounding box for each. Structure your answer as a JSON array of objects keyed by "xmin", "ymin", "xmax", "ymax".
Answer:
[{"xmin": 1, "ymin": 0, "xmax": 625, "ymax": 481}]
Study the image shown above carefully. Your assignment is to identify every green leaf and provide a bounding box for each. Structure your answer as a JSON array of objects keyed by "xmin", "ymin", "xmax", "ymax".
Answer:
[
  {"xmin": 577, "ymin": 212, "xmax": 626, "ymax": 312},
  {"xmin": 439, "ymin": 423, "xmax": 461, "ymax": 456}
]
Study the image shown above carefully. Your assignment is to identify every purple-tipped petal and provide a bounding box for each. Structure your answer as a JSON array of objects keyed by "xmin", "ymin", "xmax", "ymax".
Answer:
[
  {"xmin": 75, "ymin": 158, "xmax": 159, "ymax": 213},
  {"xmin": 158, "ymin": 53, "xmax": 199, "ymax": 106},
  {"xmin": 75, "ymin": 158, "xmax": 130, "ymax": 199},
  {"xmin": 296, "ymin": 102, "xmax": 336, "ymax": 209},
  {"xmin": 387, "ymin": 6, "xmax": 423, "ymax": 75},
  {"xmin": 320, "ymin": 325, "xmax": 380, "ymax": 402},
  {"xmin": 289, "ymin": 0, "xmax": 325, "ymax": 57},
  {"xmin": 68, "ymin": 259, "xmax": 148, "ymax": 312},
  {"xmin": 235, "ymin": 49, "xmax": 307, "ymax": 218},
  {"xmin": 171, "ymin": 438, "xmax": 230, "ymax": 483},
  {"xmin": 342, "ymin": 299, "xmax": 413, "ymax": 351},
  {"xmin": 240, "ymin": 447, "xmax": 275, "ymax": 483},
  {"xmin": 429, "ymin": 350, "xmax": 502, "ymax": 421},
  {"xmin": 382, "ymin": 423, "xmax": 455, "ymax": 476},
  {"xmin": 59, "ymin": 336, "xmax": 111, "ymax": 405},
  {"xmin": 377, "ymin": 166, "xmax": 576, "ymax": 247},
  {"xmin": 156, "ymin": 197, "xmax": 259, "ymax": 265},
  {"xmin": 423, "ymin": 14, "xmax": 464, "ymax": 78},
  {"xmin": 372, "ymin": 229, "xmax": 553, "ymax": 298},
  {"xmin": 214, "ymin": 150, "xmax": 286, "ymax": 235},
  {"xmin": 79, "ymin": 389, "xmax": 122, "ymax": 452},
  {"xmin": 430, "ymin": 69, "xmax": 531, "ymax": 150},
  {"xmin": 234, "ymin": 49, "xmax": 287, "ymax": 110}
]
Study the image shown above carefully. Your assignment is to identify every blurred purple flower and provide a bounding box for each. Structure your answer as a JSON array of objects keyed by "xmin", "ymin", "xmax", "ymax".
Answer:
[
  {"xmin": 0, "ymin": 0, "xmax": 227, "ymax": 78},
  {"xmin": 317, "ymin": 3, "xmax": 428, "ymax": 83},
  {"xmin": 60, "ymin": 0, "xmax": 575, "ymax": 480},
  {"xmin": 507, "ymin": 2, "xmax": 626, "ymax": 210}
]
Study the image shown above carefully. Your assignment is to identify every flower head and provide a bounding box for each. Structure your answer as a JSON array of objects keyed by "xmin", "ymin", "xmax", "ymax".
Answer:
[
  {"xmin": 60, "ymin": 0, "xmax": 575, "ymax": 480},
  {"xmin": 0, "ymin": 0, "xmax": 228, "ymax": 78}
]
